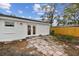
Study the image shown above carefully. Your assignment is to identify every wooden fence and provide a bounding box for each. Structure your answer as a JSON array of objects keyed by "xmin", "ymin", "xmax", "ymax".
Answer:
[{"xmin": 52, "ymin": 26, "xmax": 79, "ymax": 37}]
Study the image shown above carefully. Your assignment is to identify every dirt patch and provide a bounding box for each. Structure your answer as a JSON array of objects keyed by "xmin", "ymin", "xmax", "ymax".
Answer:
[
  {"xmin": 52, "ymin": 35, "xmax": 79, "ymax": 56},
  {"xmin": 0, "ymin": 35, "xmax": 79, "ymax": 56}
]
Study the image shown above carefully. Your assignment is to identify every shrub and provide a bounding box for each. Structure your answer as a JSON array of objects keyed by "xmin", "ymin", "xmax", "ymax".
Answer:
[
  {"xmin": 55, "ymin": 35, "xmax": 74, "ymax": 42},
  {"xmin": 52, "ymin": 34, "xmax": 79, "ymax": 45},
  {"xmin": 50, "ymin": 30, "xmax": 55, "ymax": 35}
]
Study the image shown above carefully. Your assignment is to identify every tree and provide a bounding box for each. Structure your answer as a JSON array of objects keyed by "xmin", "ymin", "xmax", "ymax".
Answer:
[
  {"xmin": 64, "ymin": 3, "xmax": 79, "ymax": 25},
  {"xmin": 40, "ymin": 3, "xmax": 56, "ymax": 35},
  {"xmin": 41, "ymin": 3, "xmax": 56, "ymax": 27}
]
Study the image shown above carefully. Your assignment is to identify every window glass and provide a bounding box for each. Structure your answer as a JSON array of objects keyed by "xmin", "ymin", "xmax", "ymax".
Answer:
[
  {"xmin": 33, "ymin": 26, "xmax": 36, "ymax": 34},
  {"xmin": 28, "ymin": 25, "xmax": 31, "ymax": 35},
  {"xmin": 5, "ymin": 21, "xmax": 14, "ymax": 27}
]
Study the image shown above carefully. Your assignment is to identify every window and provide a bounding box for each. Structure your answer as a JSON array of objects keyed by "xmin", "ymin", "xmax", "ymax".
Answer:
[
  {"xmin": 27, "ymin": 25, "xmax": 31, "ymax": 35},
  {"xmin": 5, "ymin": 21, "xmax": 14, "ymax": 27},
  {"xmin": 33, "ymin": 26, "xmax": 36, "ymax": 34}
]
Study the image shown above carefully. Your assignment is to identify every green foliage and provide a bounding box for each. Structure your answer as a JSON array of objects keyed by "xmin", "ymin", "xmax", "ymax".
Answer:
[
  {"xmin": 53, "ymin": 35, "xmax": 77, "ymax": 42},
  {"xmin": 63, "ymin": 3, "xmax": 79, "ymax": 25},
  {"xmin": 53, "ymin": 34, "xmax": 79, "ymax": 45},
  {"xmin": 50, "ymin": 30, "xmax": 55, "ymax": 35}
]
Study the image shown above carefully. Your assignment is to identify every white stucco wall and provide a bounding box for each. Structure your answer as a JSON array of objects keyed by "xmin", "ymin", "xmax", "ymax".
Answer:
[
  {"xmin": 0, "ymin": 16, "xmax": 49, "ymax": 41},
  {"xmin": 36, "ymin": 24, "xmax": 49, "ymax": 35},
  {"xmin": 0, "ymin": 20, "xmax": 26, "ymax": 41}
]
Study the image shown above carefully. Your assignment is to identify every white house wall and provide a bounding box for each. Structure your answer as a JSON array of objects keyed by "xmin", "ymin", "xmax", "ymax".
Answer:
[
  {"xmin": 0, "ymin": 20, "xmax": 26, "ymax": 41},
  {"xmin": 0, "ymin": 16, "xmax": 50, "ymax": 41},
  {"xmin": 36, "ymin": 24, "xmax": 49, "ymax": 35}
]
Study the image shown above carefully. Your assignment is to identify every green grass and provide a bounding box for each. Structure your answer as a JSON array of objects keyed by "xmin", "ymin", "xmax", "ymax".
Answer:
[
  {"xmin": 55, "ymin": 35, "xmax": 73, "ymax": 41},
  {"xmin": 52, "ymin": 34, "xmax": 79, "ymax": 45}
]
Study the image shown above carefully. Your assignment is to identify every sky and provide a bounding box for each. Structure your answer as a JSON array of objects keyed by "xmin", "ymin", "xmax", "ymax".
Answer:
[{"xmin": 0, "ymin": 3, "xmax": 66, "ymax": 20}]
